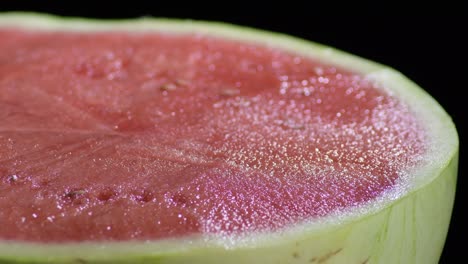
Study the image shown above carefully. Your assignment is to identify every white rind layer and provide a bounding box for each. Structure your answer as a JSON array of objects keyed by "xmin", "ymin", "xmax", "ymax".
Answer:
[{"xmin": 0, "ymin": 12, "xmax": 459, "ymax": 264}]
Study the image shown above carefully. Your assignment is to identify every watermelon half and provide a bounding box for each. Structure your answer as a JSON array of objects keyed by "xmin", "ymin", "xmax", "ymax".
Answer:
[{"xmin": 0, "ymin": 13, "xmax": 458, "ymax": 264}]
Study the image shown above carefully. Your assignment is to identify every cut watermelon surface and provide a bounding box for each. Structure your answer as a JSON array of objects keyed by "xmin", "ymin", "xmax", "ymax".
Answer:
[{"xmin": 0, "ymin": 13, "xmax": 458, "ymax": 264}]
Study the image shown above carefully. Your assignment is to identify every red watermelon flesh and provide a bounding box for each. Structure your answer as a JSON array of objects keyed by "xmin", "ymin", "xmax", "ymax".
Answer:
[{"xmin": 0, "ymin": 29, "xmax": 425, "ymax": 243}]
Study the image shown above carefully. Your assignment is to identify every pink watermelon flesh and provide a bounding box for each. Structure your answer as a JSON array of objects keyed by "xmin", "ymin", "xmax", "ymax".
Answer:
[{"xmin": 0, "ymin": 29, "xmax": 425, "ymax": 243}]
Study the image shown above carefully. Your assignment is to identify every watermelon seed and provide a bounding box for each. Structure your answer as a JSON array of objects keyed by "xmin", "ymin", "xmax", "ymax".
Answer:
[
  {"xmin": 132, "ymin": 189, "xmax": 154, "ymax": 203},
  {"xmin": 171, "ymin": 193, "xmax": 191, "ymax": 207},
  {"xmin": 220, "ymin": 88, "xmax": 240, "ymax": 97},
  {"xmin": 160, "ymin": 83, "xmax": 177, "ymax": 91},
  {"xmin": 97, "ymin": 188, "xmax": 117, "ymax": 202},
  {"xmin": 64, "ymin": 189, "xmax": 86, "ymax": 199},
  {"xmin": 175, "ymin": 79, "xmax": 189, "ymax": 86}
]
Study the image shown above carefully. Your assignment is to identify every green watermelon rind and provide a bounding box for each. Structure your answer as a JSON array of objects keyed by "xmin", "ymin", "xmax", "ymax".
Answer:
[{"xmin": 0, "ymin": 12, "xmax": 458, "ymax": 264}]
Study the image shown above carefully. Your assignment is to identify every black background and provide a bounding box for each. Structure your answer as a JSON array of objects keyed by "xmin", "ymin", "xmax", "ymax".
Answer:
[{"xmin": 1, "ymin": 2, "xmax": 465, "ymax": 263}]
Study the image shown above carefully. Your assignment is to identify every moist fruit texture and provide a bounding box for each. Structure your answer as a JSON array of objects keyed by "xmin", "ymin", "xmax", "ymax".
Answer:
[
  {"xmin": 0, "ymin": 28, "xmax": 425, "ymax": 243},
  {"xmin": 0, "ymin": 13, "xmax": 458, "ymax": 264}
]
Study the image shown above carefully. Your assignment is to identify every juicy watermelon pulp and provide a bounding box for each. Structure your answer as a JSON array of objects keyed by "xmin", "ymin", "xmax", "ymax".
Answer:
[
  {"xmin": 0, "ymin": 13, "xmax": 458, "ymax": 264},
  {"xmin": 0, "ymin": 28, "xmax": 425, "ymax": 243}
]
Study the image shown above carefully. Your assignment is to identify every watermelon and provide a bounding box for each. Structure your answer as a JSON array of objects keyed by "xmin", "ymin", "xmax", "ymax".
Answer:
[{"xmin": 0, "ymin": 12, "xmax": 458, "ymax": 263}]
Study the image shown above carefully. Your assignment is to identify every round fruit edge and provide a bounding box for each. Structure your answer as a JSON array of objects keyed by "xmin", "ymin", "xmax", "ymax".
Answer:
[{"xmin": 0, "ymin": 12, "xmax": 459, "ymax": 262}]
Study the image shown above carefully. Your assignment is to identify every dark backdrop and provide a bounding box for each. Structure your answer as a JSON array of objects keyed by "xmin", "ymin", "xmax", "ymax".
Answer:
[{"xmin": 1, "ymin": 2, "xmax": 465, "ymax": 263}]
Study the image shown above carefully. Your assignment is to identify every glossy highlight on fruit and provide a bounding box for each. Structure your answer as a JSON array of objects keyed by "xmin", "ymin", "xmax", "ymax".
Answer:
[{"xmin": 0, "ymin": 12, "xmax": 459, "ymax": 264}]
